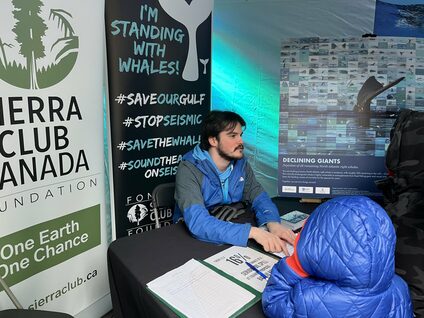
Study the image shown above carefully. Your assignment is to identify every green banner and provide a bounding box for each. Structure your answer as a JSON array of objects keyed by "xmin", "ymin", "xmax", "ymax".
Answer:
[{"xmin": 0, "ymin": 205, "xmax": 101, "ymax": 288}]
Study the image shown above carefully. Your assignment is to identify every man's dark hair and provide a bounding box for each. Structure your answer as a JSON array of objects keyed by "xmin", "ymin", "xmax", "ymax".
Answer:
[{"xmin": 200, "ymin": 110, "xmax": 246, "ymax": 150}]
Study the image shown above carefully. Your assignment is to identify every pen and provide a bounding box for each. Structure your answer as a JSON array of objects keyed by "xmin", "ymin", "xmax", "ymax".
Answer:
[{"xmin": 245, "ymin": 261, "xmax": 268, "ymax": 280}]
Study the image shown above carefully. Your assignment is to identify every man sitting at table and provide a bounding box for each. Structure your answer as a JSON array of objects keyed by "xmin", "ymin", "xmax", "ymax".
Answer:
[{"xmin": 173, "ymin": 110, "xmax": 295, "ymax": 254}]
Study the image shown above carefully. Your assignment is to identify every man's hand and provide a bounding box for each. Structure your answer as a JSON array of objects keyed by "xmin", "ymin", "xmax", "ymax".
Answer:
[
  {"xmin": 267, "ymin": 222, "xmax": 295, "ymax": 244},
  {"xmin": 249, "ymin": 227, "xmax": 289, "ymax": 253},
  {"xmin": 267, "ymin": 222, "xmax": 296, "ymax": 256}
]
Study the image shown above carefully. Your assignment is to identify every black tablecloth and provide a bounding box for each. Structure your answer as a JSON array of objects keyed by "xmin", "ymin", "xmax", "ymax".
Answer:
[{"xmin": 108, "ymin": 198, "xmax": 320, "ymax": 318}]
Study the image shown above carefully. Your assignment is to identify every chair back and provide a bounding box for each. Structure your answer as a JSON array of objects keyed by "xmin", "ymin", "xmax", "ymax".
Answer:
[{"xmin": 151, "ymin": 182, "xmax": 175, "ymax": 229}]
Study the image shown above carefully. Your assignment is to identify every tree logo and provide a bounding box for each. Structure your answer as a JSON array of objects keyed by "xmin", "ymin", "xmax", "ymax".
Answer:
[
  {"xmin": 0, "ymin": 0, "xmax": 79, "ymax": 89},
  {"xmin": 127, "ymin": 204, "xmax": 149, "ymax": 226}
]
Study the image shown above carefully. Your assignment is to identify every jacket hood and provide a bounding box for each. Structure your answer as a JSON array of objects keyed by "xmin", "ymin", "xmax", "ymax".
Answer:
[
  {"xmin": 192, "ymin": 144, "xmax": 209, "ymax": 162},
  {"xmin": 297, "ymin": 196, "xmax": 396, "ymax": 292},
  {"xmin": 183, "ymin": 145, "xmax": 218, "ymax": 179}
]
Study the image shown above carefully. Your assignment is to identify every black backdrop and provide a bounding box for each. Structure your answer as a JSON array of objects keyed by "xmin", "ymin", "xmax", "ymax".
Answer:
[{"xmin": 105, "ymin": 0, "xmax": 211, "ymax": 238}]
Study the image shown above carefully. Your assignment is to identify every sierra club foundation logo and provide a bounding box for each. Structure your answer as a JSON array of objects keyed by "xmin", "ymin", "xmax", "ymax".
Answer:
[
  {"xmin": 127, "ymin": 204, "xmax": 149, "ymax": 226},
  {"xmin": 0, "ymin": 0, "xmax": 78, "ymax": 89}
]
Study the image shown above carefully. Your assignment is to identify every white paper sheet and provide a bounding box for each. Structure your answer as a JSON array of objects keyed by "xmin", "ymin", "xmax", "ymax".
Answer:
[
  {"xmin": 147, "ymin": 259, "xmax": 255, "ymax": 318},
  {"xmin": 204, "ymin": 246, "xmax": 279, "ymax": 292},
  {"xmin": 271, "ymin": 243, "xmax": 294, "ymax": 258}
]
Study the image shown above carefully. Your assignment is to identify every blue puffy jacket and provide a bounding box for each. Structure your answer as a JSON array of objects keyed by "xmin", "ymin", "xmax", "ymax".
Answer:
[
  {"xmin": 262, "ymin": 196, "xmax": 413, "ymax": 318},
  {"xmin": 173, "ymin": 145, "xmax": 280, "ymax": 246}
]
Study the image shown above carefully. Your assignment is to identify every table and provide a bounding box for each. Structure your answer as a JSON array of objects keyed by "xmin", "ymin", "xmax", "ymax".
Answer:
[{"xmin": 108, "ymin": 198, "xmax": 320, "ymax": 318}]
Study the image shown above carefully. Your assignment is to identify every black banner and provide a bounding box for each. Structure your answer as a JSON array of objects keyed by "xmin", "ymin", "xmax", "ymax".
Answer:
[{"xmin": 105, "ymin": 0, "xmax": 212, "ymax": 238}]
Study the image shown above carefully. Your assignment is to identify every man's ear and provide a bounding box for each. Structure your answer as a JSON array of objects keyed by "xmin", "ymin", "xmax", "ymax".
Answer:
[{"xmin": 208, "ymin": 136, "xmax": 218, "ymax": 147}]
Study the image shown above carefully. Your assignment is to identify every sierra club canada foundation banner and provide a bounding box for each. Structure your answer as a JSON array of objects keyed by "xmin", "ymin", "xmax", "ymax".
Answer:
[
  {"xmin": 106, "ymin": 0, "xmax": 212, "ymax": 238},
  {"xmin": 0, "ymin": 0, "xmax": 109, "ymax": 314},
  {"xmin": 278, "ymin": 36, "xmax": 424, "ymax": 198}
]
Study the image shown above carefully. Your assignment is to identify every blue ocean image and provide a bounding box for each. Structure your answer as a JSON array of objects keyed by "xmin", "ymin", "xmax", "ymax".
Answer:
[{"xmin": 374, "ymin": 0, "xmax": 424, "ymax": 38}]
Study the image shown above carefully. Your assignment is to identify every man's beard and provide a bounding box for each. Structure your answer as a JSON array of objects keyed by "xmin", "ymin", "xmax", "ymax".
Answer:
[{"xmin": 217, "ymin": 144, "xmax": 244, "ymax": 161}]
